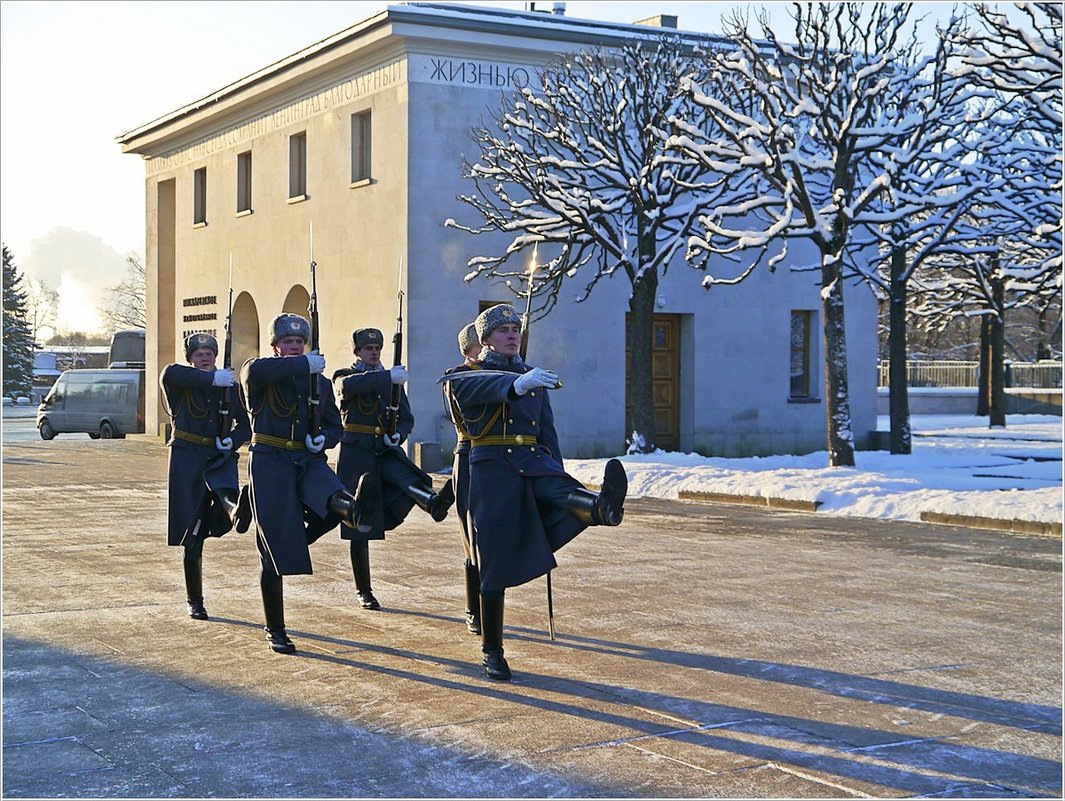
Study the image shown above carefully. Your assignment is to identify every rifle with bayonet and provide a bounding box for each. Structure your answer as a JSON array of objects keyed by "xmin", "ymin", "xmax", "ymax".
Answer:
[
  {"xmin": 519, "ymin": 243, "xmax": 557, "ymax": 641},
  {"xmin": 308, "ymin": 230, "xmax": 321, "ymax": 438},
  {"xmin": 387, "ymin": 257, "xmax": 405, "ymax": 437},
  {"xmin": 219, "ymin": 255, "xmax": 234, "ymax": 439}
]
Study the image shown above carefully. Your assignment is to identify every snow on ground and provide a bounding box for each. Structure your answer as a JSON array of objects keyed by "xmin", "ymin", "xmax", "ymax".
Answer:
[{"xmin": 565, "ymin": 414, "xmax": 1064, "ymax": 525}]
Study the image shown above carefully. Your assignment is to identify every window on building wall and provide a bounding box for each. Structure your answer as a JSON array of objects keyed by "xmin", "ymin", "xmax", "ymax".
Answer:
[
  {"xmin": 289, "ymin": 132, "xmax": 307, "ymax": 198},
  {"xmin": 237, "ymin": 151, "xmax": 252, "ymax": 213},
  {"xmin": 351, "ymin": 111, "xmax": 372, "ymax": 183},
  {"xmin": 790, "ymin": 310, "xmax": 814, "ymax": 398},
  {"xmin": 193, "ymin": 167, "xmax": 207, "ymax": 225}
]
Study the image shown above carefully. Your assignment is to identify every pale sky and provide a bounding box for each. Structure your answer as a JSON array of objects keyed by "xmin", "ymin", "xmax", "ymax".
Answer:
[{"xmin": 0, "ymin": 0, "xmax": 951, "ymax": 332}]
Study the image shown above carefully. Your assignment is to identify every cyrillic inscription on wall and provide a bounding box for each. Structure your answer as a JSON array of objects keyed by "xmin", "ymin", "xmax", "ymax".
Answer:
[
  {"xmin": 147, "ymin": 59, "xmax": 404, "ymax": 175},
  {"xmin": 409, "ymin": 53, "xmax": 531, "ymax": 89},
  {"xmin": 181, "ymin": 295, "xmax": 219, "ymax": 326}
]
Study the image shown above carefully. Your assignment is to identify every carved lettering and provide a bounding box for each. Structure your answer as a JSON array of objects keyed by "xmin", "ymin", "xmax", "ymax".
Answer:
[
  {"xmin": 182, "ymin": 295, "xmax": 217, "ymax": 308},
  {"xmin": 420, "ymin": 57, "xmax": 530, "ymax": 90}
]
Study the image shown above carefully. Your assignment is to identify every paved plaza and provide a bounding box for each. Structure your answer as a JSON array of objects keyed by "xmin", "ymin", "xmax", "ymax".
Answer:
[{"xmin": 2, "ymin": 421, "xmax": 1061, "ymax": 798}]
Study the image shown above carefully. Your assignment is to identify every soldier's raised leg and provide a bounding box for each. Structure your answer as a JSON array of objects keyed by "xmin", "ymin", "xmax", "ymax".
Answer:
[
  {"xmin": 405, "ymin": 480, "xmax": 456, "ymax": 522},
  {"xmin": 565, "ymin": 458, "xmax": 627, "ymax": 526}
]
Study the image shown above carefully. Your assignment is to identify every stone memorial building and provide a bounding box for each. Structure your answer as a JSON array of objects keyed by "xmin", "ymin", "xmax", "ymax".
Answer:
[{"xmin": 118, "ymin": 2, "xmax": 877, "ymax": 460}]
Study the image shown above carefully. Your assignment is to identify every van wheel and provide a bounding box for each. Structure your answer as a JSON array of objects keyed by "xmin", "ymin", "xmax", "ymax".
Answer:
[
  {"xmin": 100, "ymin": 421, "xmax": 116, "ymax": 439},
  {"xmin": 39, "ymin": 419, "xmax": 57, "ymax": 440}
]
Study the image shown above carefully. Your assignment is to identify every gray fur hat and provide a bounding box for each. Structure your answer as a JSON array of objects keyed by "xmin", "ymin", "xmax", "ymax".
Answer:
[
  {"xmin": 457, "ymin": 322, "xmax": 479, "ymax": 355},
  {"xmin": 184, "ymin": 332, "xmax": 218, "ymax": 359},
  {"xmin": 269, "ymin": 313, "xmax": 311, "ymax": 345},
  {"xmin": 475, "ymin": 304, "xmax": 522, "ymax": 343},
  {"xmin": 352, "ymin": 327, "xmax": 384, "ymax": 352}
]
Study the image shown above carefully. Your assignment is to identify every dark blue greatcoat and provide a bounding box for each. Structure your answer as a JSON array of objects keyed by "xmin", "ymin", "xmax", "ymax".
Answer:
[
  {"xmin": 241, "ymin": 354, "xmax": 345, "ymax": 576},
  {"xmin": 446, "ymin": 361, "xmax": 586, "ymax": 595},
  {"xmin": 160, "ymin": 364, "xmax": 251, "ymax": 546},
  {"xmin": 332, "ymin": 363, "xmax": 433, "ymax": 540},
  {"xmin": 442, "ymin": 361, "xmax": 478, "ymax": 563}
]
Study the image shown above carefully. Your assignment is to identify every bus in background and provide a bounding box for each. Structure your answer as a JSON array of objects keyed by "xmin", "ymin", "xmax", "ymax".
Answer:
[
  {"xmin": 36, "ymin": 368, "xmax": 145, "ymax": 440},
  {"xmin": 108, "ymin": 329, "xmax": 146, "ymax": 368}
]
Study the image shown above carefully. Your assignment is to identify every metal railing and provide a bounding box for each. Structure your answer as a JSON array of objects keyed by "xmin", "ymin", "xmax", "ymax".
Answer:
[{"xmin": 878, "ymin": 360, "xmax": 1063, "ymax": 388}]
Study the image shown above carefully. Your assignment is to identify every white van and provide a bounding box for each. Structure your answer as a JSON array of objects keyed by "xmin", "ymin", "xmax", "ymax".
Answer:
[{"xmin": 37, "ymin": 369, "xmax": 145, "ymax": 440}]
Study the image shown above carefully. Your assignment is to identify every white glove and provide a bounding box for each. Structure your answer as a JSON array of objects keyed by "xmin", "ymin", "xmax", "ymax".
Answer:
[
  {"xmin": 305, "ymin": 433, "xmax": 326, "ymax": 453},
  {"xmin": 514, "ymin": 367, "xmax": 559, "ymax": 396},
  {"xmin": 212, "ymin": 368, "xmax": 235, "ymax": 387},
  {"xmin": 389, "ymin": 365, "xmax": 408, "ymax": 385},
  {"xmin": 306, "ymin": 351, "xmax": 326, "ymax": 374},
  {"xmin": 215, "ymin": 436, "xmax": 233, "ymax": 452},
  {"xmin": 383, "ymin": 432, "xmax": 402, "ymax": 448}
]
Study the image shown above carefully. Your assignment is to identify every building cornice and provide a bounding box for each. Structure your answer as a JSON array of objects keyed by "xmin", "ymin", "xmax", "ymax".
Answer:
[{"xmin": 116, "ymin": 2, "xmax": 721, "ymax": 156}]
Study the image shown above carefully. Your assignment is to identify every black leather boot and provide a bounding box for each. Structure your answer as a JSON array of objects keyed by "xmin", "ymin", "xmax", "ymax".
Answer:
[
  {"xmin": 406, "ymin": 481, "xmax": 455, "ymax": 523},
  {"xmin": 329, "ymin": 474, "xmax": 378, "ymax": 534},
  {"xmin": 214, "ymin": 487, "xmax": 239, "ymax": 535},
  {"xmin": 565, "ymin": 458, "xmax": 627, "ymax": 526},
  {"xmin": 233, "ymin": 485, "xmax": 253, "ymax": 533},
  {"xmin": 350, "ymin": 540, "xmax": 380, "ymax": 610},
  {"xmin": 183, "ymin": 556, "xmax": 208, "ymax": 620},
  {"xmin": 464, "ymin": 561, "xmax": 481, "ymax": 635},
  {"xmin": 480, "ymin": 592, "xmax": 511, "ymax": 681},
  {"xmin": 596, "ymin": 458, "xmax": 627, "ymax": 525},
  {"xmin": 261, "ymin": 571, "xmax": 295, "ymax": 654}
]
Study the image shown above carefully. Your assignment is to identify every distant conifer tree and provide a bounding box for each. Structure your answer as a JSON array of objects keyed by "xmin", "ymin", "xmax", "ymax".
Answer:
[{"xmin": 3, "ymin": 244, "xmax": 36, "ymax": 397}]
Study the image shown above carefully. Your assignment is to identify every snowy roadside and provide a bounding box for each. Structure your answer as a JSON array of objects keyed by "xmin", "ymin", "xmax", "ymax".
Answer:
[{"xmin": 565, "ymin": 414, "xmax": 1063, "ymax": 526}]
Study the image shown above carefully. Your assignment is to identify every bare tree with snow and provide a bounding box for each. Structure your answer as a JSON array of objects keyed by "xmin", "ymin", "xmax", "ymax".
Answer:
[
  {"xmin": 856, "ymin": 23, "xmax": 1000, "ymax": 454},
  {"xmin": 915, "ymin": 4, "xmax": 1063, "ymax": 426},
  {"xmin": 913, "ymin": 125, "xmax": 1061, "ymax": 427},
  {"xmin": 669, "ymin": 3, "xmax": 935, "ymax": 467},
  {"xmin": 951, "ymin": 2, "xmax": 1062, "ymax": 134},
  {"xmin": 446, "ymin": 37, "xmax": 712, "ymax": 453}
]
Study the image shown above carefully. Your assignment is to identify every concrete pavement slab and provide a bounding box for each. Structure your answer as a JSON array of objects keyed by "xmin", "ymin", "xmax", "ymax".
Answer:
[{"xmin": 2, "ymin": 435, "xmax": 1061, "ymax": 797}]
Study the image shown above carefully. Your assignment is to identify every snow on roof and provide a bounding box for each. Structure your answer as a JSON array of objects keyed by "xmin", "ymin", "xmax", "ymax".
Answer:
[{"xmin": 117, "ymin": 1, "xmax": 722, "ymax": 147}]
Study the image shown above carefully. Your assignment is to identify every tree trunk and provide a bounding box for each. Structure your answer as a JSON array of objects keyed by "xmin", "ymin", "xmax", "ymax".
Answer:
[
  {"xmin": 989, "ymin": 272, "xmax": 1007, "ymax": 428},
  {"xmin": 887, "ymin": 247, "xmax": 911, "ymax": 455},
  {"xmin": 821, "ymin": 254, "xmax": 856, "ymax": 467},
  {"xmin": 1036, "ymin": 304, "xmax": 1052, "ymax": 361},
  {"xmin": 627, "ymin": 248, "xmax": 658, "ymax": 454},
  {"xmin": 977, "ymin": 316, "xmax": 991, "ymax": 416}
]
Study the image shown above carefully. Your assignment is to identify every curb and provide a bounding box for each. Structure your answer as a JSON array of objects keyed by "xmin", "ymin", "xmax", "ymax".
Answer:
[
  {"xmin": 678, "ymin": 490, "xmax": 822, "ymax": 513},
  {"xmin": 919, "ymin": 511, "xmax": 1062, "ymax": 538}
]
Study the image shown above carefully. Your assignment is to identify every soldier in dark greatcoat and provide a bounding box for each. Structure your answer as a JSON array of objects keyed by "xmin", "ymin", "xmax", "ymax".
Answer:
[
  {"xmin": 241, "ymin": 313, "xmax": 377, "ymax": 654},
  {"xmin": 441, "ymin": 322, "xmax": 483, "ymax": 634},
  {"xmin": 442, "ymin": 304, "xmax": 628, "ymax": 681},
  {"xmin": 161, "ymin": 332, "xmax": 251, "ymax": 621},
  {"xmin": 332, "ymin": 327, "xmax": 454, "ymax": 610}
]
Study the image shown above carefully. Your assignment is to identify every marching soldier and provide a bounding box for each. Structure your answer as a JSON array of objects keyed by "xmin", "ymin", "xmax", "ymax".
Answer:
[
  {"xmin": 333, "ymin": 327, "xmax": 455, "ymax": 610},
  {"xmin": 161, "ymin": 332, "xmax": 252, "ymax": 621},
  {"xmin": 442, "ymin": 322, "xmax": 483, "ymax": 634},
  {"xmin": 241, "ymin": 313, "xmax": 377, "ymax": 654},
  {"xmin": 443, "ymin": 304, "xmax": 628, "ymax": 681}
]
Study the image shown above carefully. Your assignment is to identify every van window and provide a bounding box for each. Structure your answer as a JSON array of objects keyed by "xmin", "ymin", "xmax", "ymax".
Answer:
[
  {"xmin": 67, "ymin": 375, "xmax": 93, "ymax": 403},
  {"xmin": 96, "ymin": 381, "xmax": 131, "ymax": 404}
]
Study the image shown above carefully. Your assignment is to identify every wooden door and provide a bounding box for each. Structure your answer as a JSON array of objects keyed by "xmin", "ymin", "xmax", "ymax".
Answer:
[{"xmin": 625, "ymin": 314, "xmax": 680, "ymax": 451}]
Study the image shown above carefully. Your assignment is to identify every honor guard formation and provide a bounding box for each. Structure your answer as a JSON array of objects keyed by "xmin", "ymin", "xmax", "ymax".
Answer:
[{"xmin": 164, "ymin": 301, "xmax": 627, "ymax": 681}]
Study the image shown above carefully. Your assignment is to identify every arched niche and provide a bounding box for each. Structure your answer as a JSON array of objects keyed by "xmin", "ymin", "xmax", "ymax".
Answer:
[
  {"xmin": 232, "ymin": 291, "xmax": 260, "ymax": 365},
  {"xmin": 282, "ymin": 285, "xmax": 310, "ymax": 317}
]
